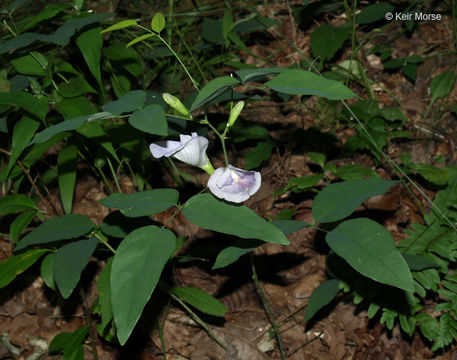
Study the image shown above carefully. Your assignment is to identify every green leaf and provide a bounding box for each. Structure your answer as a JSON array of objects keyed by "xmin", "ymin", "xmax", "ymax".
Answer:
[
  {"xmin": 334, "ymin": 164, "xmax": 378, "ymax": 180},
  {"xmin": 170, "ymin": 287, "xmax": 227, "ymax": 316},
  {"xmin": 6, "ymin": 116, "xmax": 40, "ymax": 177},
  {"xmin": 310, "ymin": 24, "xmax": 350, "ymax": 61},
  {"xmin": 128, "ymin": 104, "xmax": 167, "ymax": 135},
  {"xmin": 97, "ymin": 257, "xmax": 113, "ymax": 333},
  {"xmin": 213, "ymin": 239, "xmax": 263, "ymax": 270},
  {"xmin": 183, "ymin": 194, "xmax": 289, "ymax": 245},
  {"xmin": 126, "ymin": 33, "xmax": 155, "ymax": 47},
  {"xmin": 402, "ymin": 254, "xmax": 441, "ymax": 271},
  {"xmin": 190, "ymin": 76, "xmax": 240, "ymax": 111},
  {"xmin": 304, "ymin": 279, "xmax": 339, "ymax": 321},
  {"xmin": 312, "ymin": 178, "xmax": 398, "ymax": 223},
  {"xmin": 0, "ymin": 91, "xmax": 48, "ymax": 120},
  {"xmin": 103, "ymin": 43, "xmax": 143, "ymax": 77},
  {"xmin": 40, "ymin": 253, "xmax": 56, "ymax": 290},
  {"xmin": 111, "ymin": 226, "xmax": 176, "ymax": 345},
  {"xmin": 151, "ymin": 13, "xmax": 165, "ymax": 33},
  {"xmin": 100, "ymin": 211, "xmax": 155, "ymax": 238},
  {"xmin": 54, "ymin": 238, "xmax": 98, "ymax": 298},
  {"xmin": 0, "ymin": 249, "xmax": 48, "ymax": 288},
  {"xmin": 15, "ymin": 214, "xmax": 94, "ymax": 251},
  {"xmin": 102, "ymin": 90, "xmax": 146, "ymax": 115},
  {"xmin": 10, "ymin": 210, "xmax": 36, "ymax": 243},
  {"xmin": 244, "ymin": 141, "xmax": 274, "ymax": 170},
  {"xmin": 101, "ymin": 19, "xmax": 138, "ymax": 33},
  {"xmin": 265, "ymin": 69, "xmax": 356, "ymax": 100},
  {"xmin": 29, "ymin": 112, "xmax": 112, "ymax": 144},
  {"xmin": 76, "ymin": 26, "xmax": 103, "ymax": 87},
  {"xmin": 379, "ymin": 106, "xmax": 407, "ymax": 122},
  {"xmin": 59, "ymin": 76, "xmax": 97, "ymax": 98},
  {"xmin": 308, "ymin": 152, "xmax": 326, "ymax": 168},
  {"xmin": 58, "ymin": 144, "xmax": 78, "ymax": 214},
  {"xmin": 15, "ymin": 3, "xmax": 69, "ymax": 32},
  {"xmin": 430, "ymin": 71, "xmax": 457, "ymax": 101},
  {"xmin": 0, "ymin": 194, "xmax": 37, "ymax": 215},
  {"xmin": 222, "ymin": 11, "xmax": 233, "ymax": 39},
  {"xmin": 49, "ymin": 326, "xmax": 89, "ymax": 357},
  {"xmin": 11, "ymin": 53, "xmax": 47, "ymax": 76},
  {"xmin": 235, "ymin": 67, "xmax": 287, "ymax": 82},
  {"xmin": 326, "ymin": 218, "xmax": 414, "ymax": 292},
  {"xmin": 356, "ymin": 3, "xmax": 394, "ymax": 24},
  {"xmin": 99, "ymin": 189, "xmax": 179, "ymax": 217},
  {"xmin": 416, "ymin": 163, "xmax": 449, "ymax": 186},
  {"xmin": 272, "ymin": 220, "xmax": 309, "ymax": 235}
]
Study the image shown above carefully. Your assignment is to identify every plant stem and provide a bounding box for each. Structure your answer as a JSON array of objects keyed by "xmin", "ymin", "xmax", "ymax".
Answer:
[
  {"xmin": 250, "ymin": 254, "xmax": 286, "ymax": 360},
  {"xmin": 107, "ymin": 157, "xmax": 122, "ymax": 193},
  {"xmin": 91, "ymin": 231, "xmax": 116, "ymax": 254}
]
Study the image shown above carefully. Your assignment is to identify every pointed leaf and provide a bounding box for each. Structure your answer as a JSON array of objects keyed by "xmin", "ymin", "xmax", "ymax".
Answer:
[
  {"xmin": 102, "ymin": 19, "xmax": 138, "ymax": 33},
  {"xmin": 97, "ymin": 257, "xmax": 113, "ymax": 333},
  {"xmin": 304, "ymin": 279, "xmax": 339, "ymax": 321},
  {"xmin": 0, "ymin": 249, "xmax": 48, "ymax": 288},
  {"xmin": 76, "ymin": 26, "xmax": 103, "ymax": 87},
  {"xmin": 128, "ymin": 104, "xmax": 167, "ymax": 135},
  {"xmin": 312, "ymin": 178, "xmax": 398, "ymax": 223},
  {"xmin": 183, "ymin": 194, "xmax": 289, "ymax": 245},
  {"xmin": 213, "ymin": 239, "xmax": 263, "ymax": 270},
  {"xmin": 15, "ymin": 214, "xmax": 94, "ymax": 251},
  {"xmin": 151, "ymin": 13, "xmax": 165, "ymax": 33},
  {"xmin": 0, "ymin": 194, "xmax": 37, "ymax": 215},
  {"xmin": 58, "ymin": 144, "xmax": 78, "ymax": 214},
  {"xmin": 326, "ymin": 218, "xmax": 414, "ymax": 291},
  {"xmin": 40, "ymin": 253, "xmax": 56, "ymax": 290},
  {"xmin": 111, "ymin": 226, "xmax": 176, "ymax": 345},
  {"xmin": 54, "ymin": 238, "xmax": 98, "ymax": 298},
  {"xmin": 101, "ymin": 90, "xmax": 146, "ymax": 115},
  {"xmin": 169, "ymin": 287, "xmax": 227, "ymax": 317},
  {"xmin": 0, "ymin": 91, "xmax": 48, "ymax": 120},
  {"xmin": 99, "ymin": 189, "xmax": 179, "ymax": 217},
  {"xmin": 126, "ymin": 33, "xmax": 155, "ymax": 47},
  {"xmin": 265, "ymin": 69, "xmax": 356, "ymax": 100},
  {"xmin": 235, "ymin": 67, "xmax": 287, "ymax": 82},
  {"xmin": 430, "ymin": 71, "xmax": 456, "ymax": 101},
  {"xmin": 190, "ymin": 76, "xmax": 240, "ymax": 111}
]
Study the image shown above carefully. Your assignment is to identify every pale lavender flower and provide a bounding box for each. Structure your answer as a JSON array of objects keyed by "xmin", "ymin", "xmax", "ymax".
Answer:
[
  {"xmin": 207, "ymin": 165, "xmax": 261, "ymax": 203},
  {"xmin": 149, "ymin": 133, "xmax": 212, "ymax": 170}
]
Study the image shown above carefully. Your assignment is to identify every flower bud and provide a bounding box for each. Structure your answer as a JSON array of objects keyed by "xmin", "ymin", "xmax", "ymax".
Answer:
[
  {"xmin": 227, "ymin": 101, "xmax": 244, "ymax": 127},
  {"xmin": 162, "ymin": 93, "xmax": 190, "ymax": 116}
]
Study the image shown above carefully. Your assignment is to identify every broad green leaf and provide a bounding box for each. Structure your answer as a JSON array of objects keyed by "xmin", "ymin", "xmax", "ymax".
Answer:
[
  {"xmin": 430, "ymin": 71, "xmax": 456, "ymax": 101},
  {"xmin": 102, "ymin": 90, "xmax": 146, "ymax": 115},
  {"xmin": 213, "ymin": 239, "xmax": 263, "ymax": 269},
  {"xmin": 0, "ymin": 194, "xmax": 37, "ymax": 215},
  {"xmin": 235, "ymin": 67, "xmax": 287, "ymax": 82},
  {"xmin": 308, "ymin": 152, "xmax": 326, "ymax": 168},
  {"xmin": 58, "ymin": 144, "xmax": 78, "ymax": 214},
  {"xmin": 103, "ymin": 43, "xmax": 143, "ymax": 77},
  {"xmin": 272, "ymin": 220, "xmax": 309, "ymax": 235},
  {"xmin": 402, "ymin": 254, "xmax": 440, "ymax": 271},
  {"xmin": 56, "ymin": 96, "xmax": 97, "ymax": 119},
  {"xmin": 54, "ymin": 238, "xmax": 98, "ymax": 298},
  {"xmin": 97, "ymin": 257, "xmax": 113, "ymax": 333},
  {"xmin": 76, "ymin": 121, "xmax": 120, "ymax": 163},
  {"xmin": 0, "ymin": 249, "xmax": 48, "ymax": 288},
  {"xmin": 49, "ymin": 326, "xmax": 89, "ymax": 356},
  {"xmin": 6, "ymin": 116, "xmax": 40, "ymax": 177},
  {"xmin": 201, "ymin": 18, "xmax": 224, "ymax": 44},
  {"xmin": 126, "ymin": 33, "xmax": 155, "ymax": 47},
  {"xmin": 356, "ymin": 3, "xmax": 394, "ymax": 24},
  {"xmin": 40, "ymin": 253, "xmax": 56, "ymax": 290},
  {"xmin": 15, "ymin": 214, "xmax": 94, "ymax": 251},
  {"xmin": 304, "ymin": 279, "xmax": 339, "ymax": 321},
  {"xmin": 15, "ymin": 3, "xmax": 69, "ymax": 33},
  {"xmin": 244, "ymin": 141, "xmax": 274, "ymax": 170},
  {"xmin": 10, "ymin": 210, "xmax": 36, "ymax": 243},
  {"xmin": 326, "ymin": 218, "xmax": 414, "ymax": 291},
  {"xmin": 169, "ymin": 287, "xmax": 227, "ymax": 317},
  {"xmin": 99, "ymin": 189, "xmax": 179, "ymax": 217},
  {"xmin": 111, "ymin": 226, "xmax": 176, "ymax": 345},
  {"xmin": 221, "ymin": 11, "xmax": 233, "ymax": 39},
  {"xmin": 311, "ymin": 24, "xmax": 350, "ymax": 61},
  {"xmin": 265, "ymin": 69, "xmax": 356, "ymax": 100},
  {"xmin": 312, "ymin": 178, "xmax": 398, "ymax": 223},
  {"xmin": 190, "ymin": 76, "xmax": 240, "ymax": 111},
  {"xmin": 333, "ymin": 164, "xmax": 378, "ymax": 180},
  {"xmin": 11, "ymin": 53, "xmax": 47, "ymax": 76},
  {"xmin": 101, "ymin": 19, "xmax": 138, "ymax": 33},
  {"xmin": 183, "ymin": 194, "xmax": 289, "ymax": 245},
  {"xmin": 59, "ymin": 76, "xmax": 97, "ymax": 98},
  {"xmin": 22, "ymin": 132, "xmax": 70, "ymax": 167},
  {"xmin": 416, "ymin": 163, "xmax": 449, "ymax": 186},
  {"xmin": 128, "ymin": 104, "xmax": 167, "ymax": 135},
  {"xmin": 379, "ymin": 106, "xmax": 407, "ymax": 122},
  {"xmin": 76, "ymin": 26, "xmax": 103, "ymax": 87},
  {"xmin": 0, "ymin": 91, "xmax": 48, "ymax": 120},
  {"xmin": 29, "ymin": 112, "xmax": 112, "ymax": 144},
  {"xmin": 151, "ymin": 13, "xmax": 165, "ymax": 33}
]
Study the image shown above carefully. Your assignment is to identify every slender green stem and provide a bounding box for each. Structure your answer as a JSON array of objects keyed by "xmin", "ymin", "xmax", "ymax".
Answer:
[
  {"xmin": 91, "ymin": 231, "xmax": 116, "ymax": 254},
  {"xmin": 201, "ymin": 117, "xmax": 229, "ymax": 166},
  {"xmin": 250, "ymin": 254, "xmax": 286, "ymax": 360},
  {"xmin": 107, "ymin": 157, "xmax": 122, "ymax": 193},
  {"xmin": 176, "ymin": 27, "xmax": 208, "ymax": 83}
]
